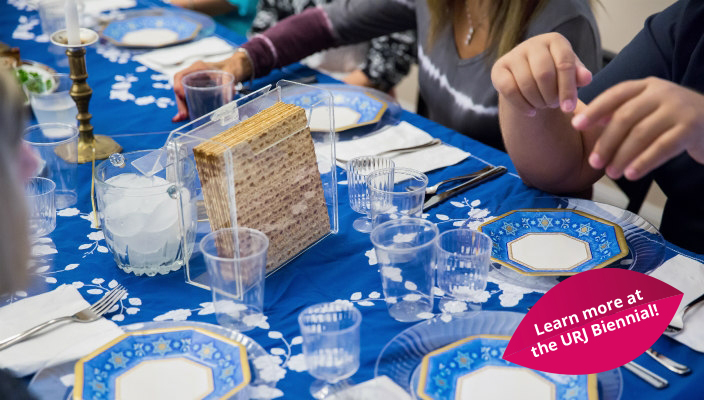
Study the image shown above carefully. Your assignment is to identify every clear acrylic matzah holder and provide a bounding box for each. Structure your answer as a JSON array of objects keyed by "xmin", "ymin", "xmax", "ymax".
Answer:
[{"xmin": 137, "ymin": 81, "xmax": 338, "ymax": 290}]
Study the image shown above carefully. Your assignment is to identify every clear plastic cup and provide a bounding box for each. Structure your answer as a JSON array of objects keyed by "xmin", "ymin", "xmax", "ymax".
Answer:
[
  {"xmin": 435, "ymin": 229, "xmax": 492, "ymax": 309},
  {"xmin": 347, "ymin": 156, "xmax": 394, "ymax": 233},
  {"xmin": 367, "ymin": 167, "xmax": 428, "ymax": 228},
  {"xmin": 200, "ymin": 227, "xmax": 269, "ymax": 332},
  {"xmin": 24, "ymin": 123, "xmax": 78, "ymax": 209},
  {"xmin": 25, "ymin": 177, "xmax": 56, "ymax": 237},
  {"xmin": 298, "ymin": 302, "xmax": 362, "ymax": 399},
  {"xmin": 370, "ymin": 218, "xmax": 438, "ymax": 322},
  {"xmin": 182, "ymin": 70, "xmax": 235, "ymax": 120},
  {"xmin": 28, "ymin": 74, "xmax": 78, "ymax": 126}
]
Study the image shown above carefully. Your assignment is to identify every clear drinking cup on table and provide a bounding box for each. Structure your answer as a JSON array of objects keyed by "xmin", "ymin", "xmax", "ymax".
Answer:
[
  {"xmin": 367, "ymin": 167, "xmax": 428, "ymax": 228},
  {"xmin": 435, "ymin": 228, "xmax": 492, "ymax": 312},
  {"xmin": 28, "ymin": 74, "xmax": 78, "ymax": 126},
  {"xmin": 182, "ymin": 70, "xmax": 234, "ymax": 120},
  {"xmin": 37, "ymin": 0, "xmax": 85, "ymax": 36},
  {"xmin": 298, "ymin": 301, "xmax": 362, "ymax": 399},
  {"xmin": 25, "ymin": 177, "xmax": 56, "ymax": 237},
  {"xmin": 94, "ymin": 150, "xmax": 198, "ymax": 276},
  {"xmin": 347, "ymin": 156, "xmax": 394, "ymax": 233},
  {"xmin": 200, "ymin": 227, "xmax": 269, "ymax": 332},
  {"xmin": 24, "ymin": 123, "xmax": 78, "ymax": 209},
  {"xmin": 370, "ymin": 218, "xmax": 438, "ymax": 322}
]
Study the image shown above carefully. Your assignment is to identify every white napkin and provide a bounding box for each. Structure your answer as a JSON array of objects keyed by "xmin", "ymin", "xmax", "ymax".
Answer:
[
  {"xmin": 82, "ymin": 0, "xmax": 137, "ymax": 15},
  {"xmin": 336, "ymin": 121, "xmax": 471, "ymax": 174},
  {"xmin": 132, "ymin": 37, "xmax": 236, "ymax": 83},
  {"xmin": 327, "ymin": 376, "xmax": 411, "ymax": 400},
  {"xmin": 0, "ymin": 285, "xmax": 124, "ymax": 377},
  {"xmin": 649, "ymin": 254, "xmax": 704, "ymax": 352}
]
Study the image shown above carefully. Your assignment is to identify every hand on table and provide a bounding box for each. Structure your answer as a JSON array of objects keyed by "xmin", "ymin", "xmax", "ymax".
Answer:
[
  {"xmin": 491, "ymin": 32, "xmax": 593, "ymax": 116},
  {"xmin": 172, "ymin": 51, "xmax": 252, "ymax": 122},
  {"xmin": 572, "ymin": 77, "xmax": 704, "ymax": 181}
]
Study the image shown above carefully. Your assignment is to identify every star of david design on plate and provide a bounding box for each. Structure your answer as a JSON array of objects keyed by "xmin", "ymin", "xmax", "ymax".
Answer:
[
  {"xmin": 479, "ymin": 209, "xmax": 628, "ymax": 276},
  {"xmin": 74, "ymin": 326, "xmax": 250, "ymax": 399},
  {"xmin": 416, "ymin": 335, "xmax": 597, "ymax": 400}
]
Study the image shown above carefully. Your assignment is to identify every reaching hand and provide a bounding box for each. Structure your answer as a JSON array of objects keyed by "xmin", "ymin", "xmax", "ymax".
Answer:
[
  {"xmin": 572, "ymin": 77, "xmax": 704, "ymax": 181},
  {"xmin": 491, "ymin": 33, "xmax": 593, "ymax": 116},
  {"xmin": 172, "ymin": 52, "xmax": 252, "ymax": 122}
]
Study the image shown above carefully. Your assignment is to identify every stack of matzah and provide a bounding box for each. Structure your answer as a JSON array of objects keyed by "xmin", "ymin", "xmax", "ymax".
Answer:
[{"xmin": 193, "ymin": 102, "xmax": 330, "ymax": 273}]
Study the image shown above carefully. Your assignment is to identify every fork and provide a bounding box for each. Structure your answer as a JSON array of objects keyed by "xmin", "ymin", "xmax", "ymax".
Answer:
[
  {"xmin": 665, "ymin": 292, "xmax": 704, "ymax": 333},
  {"xmin": 424, "ymin": 165, "xmax": 494, "ymax": 196},
  {"xmin": 0, "ymin": 285, "xmax": 126, "ymax": 352}
]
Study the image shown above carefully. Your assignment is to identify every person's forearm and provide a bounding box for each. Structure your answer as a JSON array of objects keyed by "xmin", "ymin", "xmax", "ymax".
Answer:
[
  {"xmin": 240, "ymin": 8, "xmax": 336, "ymax": 79},
  {"xmin": 173, "ymin": 0, "xmax": 236, "ymax": 16},
  {"xmin": 499, "ymin": 96, "xmax": 600, "ymax": 193}
]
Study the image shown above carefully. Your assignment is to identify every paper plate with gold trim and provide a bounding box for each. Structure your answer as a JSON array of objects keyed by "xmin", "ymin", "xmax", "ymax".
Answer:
[
  {"xmin": 73, "ymin": 326, "xmax": 250, "ymax": 400},
  {"xmin": 375, "ymin": 311, "xmax": 622, "ymax": 400},
  {"xmin": 416, "ymin": 334, "xmax": 597, "ymax": 400},
  {"xmin": 478, "ymin": 209, "xmax": 628, "ymax": 276},
  {"xmin": 283, "ymin": 84, "xmax": 393, "ymax": 132}
]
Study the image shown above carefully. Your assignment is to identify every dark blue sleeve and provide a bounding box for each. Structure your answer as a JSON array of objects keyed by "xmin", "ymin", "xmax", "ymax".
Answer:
[{"xmin": 578, "ymin": 1, "xmax": 684, "ymax": 103}]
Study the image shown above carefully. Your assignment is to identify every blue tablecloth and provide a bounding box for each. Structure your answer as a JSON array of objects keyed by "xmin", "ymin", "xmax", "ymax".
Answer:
[{"xmin": 2, "ymin": 1, "xmax": 704, "ymax": 398}]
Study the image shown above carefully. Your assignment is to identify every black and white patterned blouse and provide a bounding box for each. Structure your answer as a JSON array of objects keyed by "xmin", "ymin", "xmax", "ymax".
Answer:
[{"xmin": 250, "ymin": 0, "xmax": 416, "ymax": 92}]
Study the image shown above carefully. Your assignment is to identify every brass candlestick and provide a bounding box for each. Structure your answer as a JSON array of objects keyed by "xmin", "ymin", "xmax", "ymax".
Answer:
[{"xmin": 50, "ymin": 28, "xmax": 121, "ymax": 163}]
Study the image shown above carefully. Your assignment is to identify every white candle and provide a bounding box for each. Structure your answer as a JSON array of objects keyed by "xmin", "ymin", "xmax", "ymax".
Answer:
[{"xmin": 64, "ymin": 0, "xmax": 81, "ymax": 46}]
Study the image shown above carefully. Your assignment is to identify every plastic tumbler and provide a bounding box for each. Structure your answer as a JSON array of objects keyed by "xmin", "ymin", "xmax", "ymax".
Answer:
[
  {"xmin": 24, "ymin": 123, "xmax": 78, "ymax": 209},
  {"xmin": 182, "ymin": 70, "xmax": 235, "ymax": 120},
  {"xmin": 200, "ymin": 227, "xmax": 269, "ymax": 332},
  {"xmin": 435, "ymin": 228, "xmax": 492, "ymax": 308},
  {"xmin": 367, "ymin": 167, "xmax": 428, "ymax": 228},
  {"xmin": 371, "ymin": 218, "xmax": 438, "ymax": 322},
  {"xmin": 25, "ymin": 177, "xmax": 56, "ymax": 237}
]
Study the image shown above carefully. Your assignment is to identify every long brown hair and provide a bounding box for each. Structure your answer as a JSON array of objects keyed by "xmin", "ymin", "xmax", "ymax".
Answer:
[
  {"xmin": 0, "ymin": 70, "xmax": 30, "ymax": 295},
  {"xmin": 427, "ymin": 0, "xmax": 550, "ymax": 59}
]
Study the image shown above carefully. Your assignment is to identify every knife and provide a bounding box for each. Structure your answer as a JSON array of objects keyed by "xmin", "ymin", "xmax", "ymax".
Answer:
[{"xmin": 423, "ymin": 166, "xmax": 507, "ymax": 211}]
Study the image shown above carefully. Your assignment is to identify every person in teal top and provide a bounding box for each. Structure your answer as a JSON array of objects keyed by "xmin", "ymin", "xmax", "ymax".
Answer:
[{"xmin": 171, "ymin": 0, "xmax": 258, "ymax": 36}]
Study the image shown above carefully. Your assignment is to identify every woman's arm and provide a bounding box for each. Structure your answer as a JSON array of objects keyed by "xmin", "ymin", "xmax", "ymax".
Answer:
[{"xmin": 173, "ymin": 0, "xmax": 416, "ymax": 120}]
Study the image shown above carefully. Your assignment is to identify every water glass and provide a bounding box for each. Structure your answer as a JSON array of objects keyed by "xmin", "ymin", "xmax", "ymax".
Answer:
[
  {"xmin": 28, "ymin": 74, "xmax": 78, "ymax": 126},
  {"xmin": 182, "ymin": 70, "xmax": 235, "ymax": 120},
  {"xmin": 370, "ymin": 218, "xmax": 438, "ymax": 322},
  {"xmin": 37, "ymin": 0, "xmax": 84, "ymax": 36},
  {"xmin": 347, "ymin": 156, "xmax": 394, "ymax": 233},
  {"xmin": 200, "ymin": 227, "xmax": 269, "ymax": 332},
  {"xmin": 24, "ymin": 123, "xmax": 78, "ymax": 209},
  {"xmin": 95, "ymin": 150, "xmax": 198, "ymax": 276},
  {"xmin": 367, "ymin": 167, "xmax": 428, "ymax": 228},
  {"xmin": 436, "ymin": 229, "xmax": 492, "ymax": 310},
  {"xmin": 298, "ymin": 302, "xmax": 362, "ymax": 399},
  {"xmin": 25, "ymin": 177, "xmax": 56, "ymax": 237}
]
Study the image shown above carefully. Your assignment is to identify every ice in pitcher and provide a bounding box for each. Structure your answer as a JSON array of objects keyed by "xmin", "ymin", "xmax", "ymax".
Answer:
[{"xmin": 101, "ymin": 173, "xmax": 191, "ymax": 275}]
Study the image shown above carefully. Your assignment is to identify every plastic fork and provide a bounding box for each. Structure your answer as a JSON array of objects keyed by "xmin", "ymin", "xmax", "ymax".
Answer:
[
  {"xmin": 666, "ymin": 292, "xmax": 704, "ymax": 333},
  {"xmin": 424, "ymin": 165, "xmax": 494, "ymax": 196},
  {"xmin": 0, "ymin": 285, "xmax": 127, "ymax": 352}
]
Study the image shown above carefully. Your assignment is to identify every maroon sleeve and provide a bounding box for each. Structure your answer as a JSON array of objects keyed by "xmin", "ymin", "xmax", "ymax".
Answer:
[{"xmin": 240, "ymin": 7, "xmax": 337, "ymax": 79}]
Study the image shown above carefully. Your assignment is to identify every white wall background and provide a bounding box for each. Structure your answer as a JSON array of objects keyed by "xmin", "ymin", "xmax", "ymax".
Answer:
[{"xmin": 594, "ymin": 0, "xmax": 677, "ymax": 53}]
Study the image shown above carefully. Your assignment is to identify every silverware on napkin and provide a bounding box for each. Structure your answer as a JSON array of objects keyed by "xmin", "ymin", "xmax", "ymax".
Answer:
[
  {"xmin": 666, "ymin": 291, "xmax": 704, "ymax": 333},
  {"xmin": 623, "ymin": 361, "xmax": 669, "ymax": 389},
  {"xmin": 0, "ymin": 285, "xmax": 126, "ymax": 352},
  {"xmin": 374, "ymin": 138, "xmax": 442, "ymax": 157},
  {"xmin": 423, "ymin": 165, "xmax": 494, "ymax": 197},
  {"xmin": 423, "ymin": 166, "xmax": 507, "ymax": 211}
]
